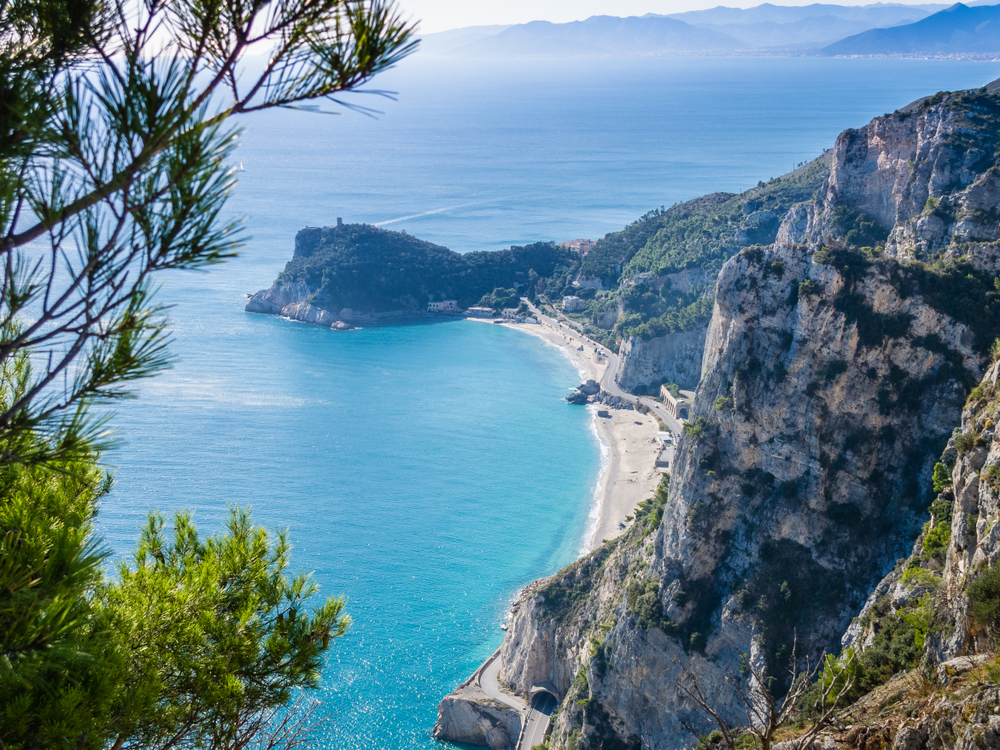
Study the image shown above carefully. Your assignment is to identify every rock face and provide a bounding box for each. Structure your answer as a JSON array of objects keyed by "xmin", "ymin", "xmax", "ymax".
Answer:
[
  {"xmin": 244, "ymin": 281, "xmax": 311, "ymax": 315},
  {"xmin": 616, "ymin": 325, "xmax": 709, "ymax": 392},
  {"xmin": 439, "ymin": 81, "xmax": 1000, "ymax": 750},
  {"xmin": 917, "ymin": 360, "xmax": 1000, "ymax": 664},
  {"xmin": 245, "ymin": 281, "xmax": 355, "ymax": 330},
  {"xmin": 434, "ymin": 692, "xmax": 521, "ymax": 750}
]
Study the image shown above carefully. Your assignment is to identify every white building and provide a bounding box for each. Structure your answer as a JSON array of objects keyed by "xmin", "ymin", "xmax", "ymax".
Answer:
[
  {"xmin": 428, "ymin": 300, "xmax": 458, "ymax": 313},
  {"xmin": 502, "ymin": 308, "xmax": 519, "ymax": 320},
  {"xmin": 562, "ymin": 295, "xmax": 584, "ymax": 312},
  {"xmin": 465, "ymin": 306, "xmax": 496, "ymax": 318}
]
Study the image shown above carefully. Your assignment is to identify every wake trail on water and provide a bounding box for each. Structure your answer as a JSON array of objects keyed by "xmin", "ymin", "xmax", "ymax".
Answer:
[{"xmin": 372, "ymin": 201, "xmax": 487, "ymax": 226}]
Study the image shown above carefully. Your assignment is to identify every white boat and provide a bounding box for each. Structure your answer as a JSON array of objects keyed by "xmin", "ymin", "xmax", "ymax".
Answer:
[{"xmin": 236, "ymin": 161, "xmax": 246, "ymax": 172}]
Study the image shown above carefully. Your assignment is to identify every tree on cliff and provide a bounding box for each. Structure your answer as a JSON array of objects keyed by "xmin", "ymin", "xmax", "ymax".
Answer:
[{"xmin": 0, "ymin": 0, "xmax": 413, "ymax": 746}]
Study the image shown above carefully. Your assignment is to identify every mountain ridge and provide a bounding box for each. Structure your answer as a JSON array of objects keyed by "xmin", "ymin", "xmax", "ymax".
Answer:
[{"xmin": 822, "ymin": 2, "xmax": 1000, "ymax": 55}]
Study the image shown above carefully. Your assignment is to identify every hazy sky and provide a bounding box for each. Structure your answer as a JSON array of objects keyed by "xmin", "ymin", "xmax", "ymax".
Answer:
[{"xmin": 400, "ymin": 0, "xmax": 944, "ymax": 32}]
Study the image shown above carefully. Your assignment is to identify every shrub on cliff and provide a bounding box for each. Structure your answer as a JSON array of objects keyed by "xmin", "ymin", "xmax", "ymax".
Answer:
[{"xmin": 968, "ymin": 563, "xmax": 1000, "ymax": 640}]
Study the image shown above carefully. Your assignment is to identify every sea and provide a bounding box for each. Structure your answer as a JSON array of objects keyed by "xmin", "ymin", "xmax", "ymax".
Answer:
[{"xmin": 96, "ymin": 55, "xmax": 1000, "ymax": 749}]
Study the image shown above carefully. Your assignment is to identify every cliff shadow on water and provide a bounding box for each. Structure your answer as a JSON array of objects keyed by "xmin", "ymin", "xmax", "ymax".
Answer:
[{"xmin": 435, "ymin": 77, "xmax": 1000, "ymax": 750}]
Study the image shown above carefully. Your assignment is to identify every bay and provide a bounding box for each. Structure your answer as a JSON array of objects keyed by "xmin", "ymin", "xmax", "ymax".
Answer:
[{"xmin": 99, "ymin": 55, "xmax": 1000, "ymax": 749}]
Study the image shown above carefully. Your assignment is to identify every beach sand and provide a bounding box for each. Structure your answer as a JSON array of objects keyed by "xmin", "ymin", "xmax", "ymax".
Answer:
[{"xmin": 486, "ymin": 317, "xmax": 664, "ymax": 552}]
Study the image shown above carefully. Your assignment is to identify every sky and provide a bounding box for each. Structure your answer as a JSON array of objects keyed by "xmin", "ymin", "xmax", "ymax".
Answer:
[{"xmin": 399, "ymin": 0, "xmax": 948, "ymax": 32}]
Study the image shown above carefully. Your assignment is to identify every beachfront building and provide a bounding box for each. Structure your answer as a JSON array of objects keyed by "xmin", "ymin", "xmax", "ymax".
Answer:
[
  {"xmin": 465, "ymin": 306, "xmax": 496, "ymax": 318},
  {"xmin": 502, "ymin": 308, "xmax": 519, "ymax": 320},
  {"xmin": 562, "ymin": 295, "xmax": 584, "ymax": 312},
  {"xmin": 428, "ymin": 300, "xmax": 458, "ymax": 313}
]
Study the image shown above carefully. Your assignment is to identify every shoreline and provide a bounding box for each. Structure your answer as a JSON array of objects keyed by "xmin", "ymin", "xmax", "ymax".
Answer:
[{"xmin": 479, "ymin": 317, "xmax": 663, "ymax": 553}]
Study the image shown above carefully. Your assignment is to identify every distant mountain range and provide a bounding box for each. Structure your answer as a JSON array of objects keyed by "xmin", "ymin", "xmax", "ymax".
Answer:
[
  {"xmin": 446, "ymin": 16, "xmax": 739, "ymax": 57},
  {"xmin": 821, "ymin": 2, "xmax": 1000, "ymax": 54},
  {"xmin": 418, "ymin": 2, "xmax": 1000, "ymax": 57}
]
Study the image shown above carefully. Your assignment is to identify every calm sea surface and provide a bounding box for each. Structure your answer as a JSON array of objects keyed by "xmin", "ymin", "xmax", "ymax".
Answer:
[{"xmin": 99, "ymin": 56, "xmax": 1000, "ymax": 748}]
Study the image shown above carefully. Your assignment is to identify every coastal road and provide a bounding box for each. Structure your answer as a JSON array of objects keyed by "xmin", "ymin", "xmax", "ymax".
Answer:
[
  {"xmin": 475, "ymin": 651, "xmax": 553, "ymax": 750},
  {"xmin": 478, "ymin": 650, "xmax": 526, "ymax": 712},
  {"xmin": 639, "ymin": 395, "xmax": 684, "ymax": 436},
  {"xmin": 525, "ymin": 299, "xmax": 685, "ymax": 435},
  {"xmin": 522, "ymin": 692, "xmax": 558, "ymax": 750},
  {"xmin": 525, "ymin": 300, "xmax": 632, "ymax": 401}
]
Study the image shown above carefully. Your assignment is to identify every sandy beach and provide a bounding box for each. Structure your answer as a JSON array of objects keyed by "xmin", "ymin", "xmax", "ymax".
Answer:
[{"xmin": 483, "ymin": 316, "xmax": 665, "ymax": 552}]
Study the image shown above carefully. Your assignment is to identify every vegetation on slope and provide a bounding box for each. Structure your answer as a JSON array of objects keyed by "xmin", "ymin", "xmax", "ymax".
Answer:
[
  {"xmin": 277, "ymin": 224, "xmax": 578, "ymax": 312},
  {"xmin": 566, "ymin": 155, "xmax": 830, "ymax": 345},
  {"xmin": 579, "ymin": 155, "xmax": 830, "ymax": 287}
]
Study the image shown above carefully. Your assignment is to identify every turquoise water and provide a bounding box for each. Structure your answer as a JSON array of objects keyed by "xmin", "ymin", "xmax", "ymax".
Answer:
[{"xmin": 98, "ymin": 56, "xmax": 1000, "ymax": 748}]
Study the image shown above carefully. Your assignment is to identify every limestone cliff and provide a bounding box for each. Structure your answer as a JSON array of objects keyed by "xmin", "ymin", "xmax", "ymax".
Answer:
[
  {"xmin": 436, "ymin": 80, "xmax": 1000, "ymax": 750},
  {"xmin": 615, "ymin": 325, "xmax": 708, "ymax": 393}
]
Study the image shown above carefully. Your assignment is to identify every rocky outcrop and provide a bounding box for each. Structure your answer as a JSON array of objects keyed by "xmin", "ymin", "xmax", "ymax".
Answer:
[
  {"xmin": 912, "ymin": 360, "xmax": 1000, "ymax": 665},
  {"xmin": 616, "ymin": 326, "xmax": 708, "ymax": 393},
  {"xmin": 245, "ymin": 280, "xmax": 311, "ymax": 315},
  {"xmin": 796, "ymin": 81, "xmax": 1000, "ymax": 269},
  {"xmin": 434, "ymin": 690, "xmax": 521, "ymax": 750},
  {"xmin": 245, "ymin": 281, "xmax": 354, "ymax": 329},
  {"xmin": 439, "ymin": 80, "xmax": 1000, "ymax": 750}
]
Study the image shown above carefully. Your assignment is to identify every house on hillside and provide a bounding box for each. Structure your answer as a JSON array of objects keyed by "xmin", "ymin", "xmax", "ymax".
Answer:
[{"xmin": 559, "ymin": 239, "xmax": 596, "ymax": 255}]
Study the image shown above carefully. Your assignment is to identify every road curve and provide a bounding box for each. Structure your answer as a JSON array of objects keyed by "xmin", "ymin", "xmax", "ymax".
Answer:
[{"xmin": 477, "ymin": 650, "xmax": 526, "ymax": 712}]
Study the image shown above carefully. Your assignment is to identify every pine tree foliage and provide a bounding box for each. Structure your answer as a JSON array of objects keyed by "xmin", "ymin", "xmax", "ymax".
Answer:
[
  {"xmin": 1, "ymin": 0, "xmax": 413, "ymax": 745},
  {"xmin": 0, "ymin": 0, "xmax": 416, "ymax": 467}
]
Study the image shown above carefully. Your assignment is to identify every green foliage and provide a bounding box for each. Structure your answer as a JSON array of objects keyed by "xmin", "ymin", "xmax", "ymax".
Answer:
[
  {"xmin": 0, "ymin": 434, "xmax": 117, "ymax": 747},
  {"xmin": 798, "ymin": 279, "xmax": 821, "ymax": 297},
  {"xmin": 577, "ymin": 156, "xmax": 828, "ymax": 339},
  {"xmin": 816, "ymin": 649, "xmax": 861, "ymax": 707},
  {"xmin": 0, "ymin": 443, "xmax": 348, "ymax": 748},
  {"xmin": 100, "ymin": 508, "xmax": 349, "ymax": 749},
  {"xmin": 614, "ymin": 157, "xmax": 829, "ymax": 283},
  {"xmin": 684, "ymin": 416, "xmax": 709, "ymax": 440},
  {"xmin": 968, "ymin": 562, "xmax": 1000, "ymax": 638},
  {"xmin": 696, "ymin": 730, "xmax": 724, "ymax": 750},
  {"xmin": 955, "ymin": 431, "xmax": 986, "ymax": 454},
  {"xmin": 715, "ymin": 397, "xmax": 732, "ymax": 411},
  {"xmin": 829, "ymin": 206, "xmax": 890, "ymax": 248},
  {"xmin": 479, "ymin": 287, "xmax": 519, "ymax": 311},
  {"xmin": 1, "ymin": 2, "xmax": 403, "ymax": 745},
  {"xmin": 899, "ymin": 594, "xmax": 934, "ymax": 650},
  {"xmin": 618, "ymin": 295, "xmax": 715, "ymax": 341},
  {"xmin": 932, "ymin": 462, "xmax": 953, "ymax": 493},
  {"xmin": 816, "ymin": 609, "xmax": 923, "ymax": 708},
  {"xmin": 900, "ymin": 566, "xmax": 940, "ymax": 589},
  {"xmin": 282, "ymin": 226, "xmax": 575, "ymax": 312},
  {"xmin": 922, "ymin": 518, "xmax": 952, "ymax": 561},
  {"xmin": 626, "ymin": 579, "xmax": 672, "ymax": 633},
  {"xmin": 633, "ymin": 474, "xmax": 669, "ymax": 534},
  {"xmin": 985, "ymin": 464, "xmax": 1000, "ymax": 493},
  {"xmin": 0, "ymin": 0, "xmax": 417, "ymax": 469},
  {"xmin": 922, "ymin": 491, "xmax": 954, "ymax": 561}
]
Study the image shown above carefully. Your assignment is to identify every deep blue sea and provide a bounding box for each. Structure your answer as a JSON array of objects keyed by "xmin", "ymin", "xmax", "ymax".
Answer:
[{"xmin": 98, "ymin": 56, "xmax": 1000, "ymax": 748}]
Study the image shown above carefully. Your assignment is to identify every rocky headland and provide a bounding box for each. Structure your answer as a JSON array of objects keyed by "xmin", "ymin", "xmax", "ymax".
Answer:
[
  {"xmin": 435, "ymin": 79, "xmax": 1000, "ymax": 750},
  {"xmin": 245, "ymin": 224, "xmax": 577, "ymax": 329}
]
